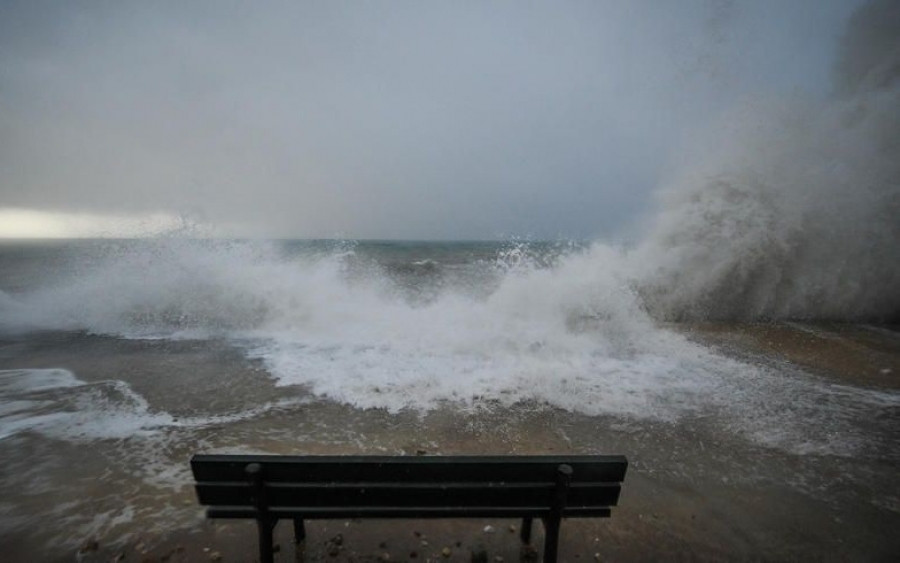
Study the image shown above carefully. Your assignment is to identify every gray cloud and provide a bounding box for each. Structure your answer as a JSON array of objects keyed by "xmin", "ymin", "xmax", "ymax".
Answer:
[{"xmin": 0, "ymin": 1, "xmax": 862, "ymax": 239}]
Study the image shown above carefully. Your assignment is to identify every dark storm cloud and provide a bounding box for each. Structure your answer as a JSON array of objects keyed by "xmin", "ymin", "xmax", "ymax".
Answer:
[{"xmin": 0, "ymin": 1, "xmax": 861, "ymax": 239}]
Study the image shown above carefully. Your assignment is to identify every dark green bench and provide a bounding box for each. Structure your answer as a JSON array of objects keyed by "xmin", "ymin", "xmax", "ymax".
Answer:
[{"xmin": 190, "ymin": 454, "xmax": 628, "ymax": 563}]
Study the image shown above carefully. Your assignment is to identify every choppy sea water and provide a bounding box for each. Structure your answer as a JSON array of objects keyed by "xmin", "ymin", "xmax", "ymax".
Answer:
[
  {"xmin": 2, "ymin": 238, "xmax": 895, "ymax": 426},
  {"xmin": 0, "ymin": 239, "xmax": 898, "ymax": 559}
]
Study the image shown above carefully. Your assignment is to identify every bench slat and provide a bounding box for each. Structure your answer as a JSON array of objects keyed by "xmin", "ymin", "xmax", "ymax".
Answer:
[
  {"xmin": 191, "ymin": 455, "xmax": 627, "ymax": 483},
  {"xmin": 206, "ymin": 505, "xmax": 613, "ymax": 519},
  {"xmin": 195, "ymin": 481, "xmax": 621, "ymax": 509}
]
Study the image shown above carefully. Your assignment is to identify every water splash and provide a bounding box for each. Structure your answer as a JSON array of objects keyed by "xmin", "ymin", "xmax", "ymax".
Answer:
[{"xmin": 632, "ymin": 89, "xmax": 900, "ymax": 321}]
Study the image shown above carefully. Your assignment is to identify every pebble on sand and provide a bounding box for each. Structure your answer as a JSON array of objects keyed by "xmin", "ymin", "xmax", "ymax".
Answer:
[
  {"xmin": 521, "ymin": 545, "xmax": 538, "ymax": 562},
  {"xmin": 325, "ymin": 533, "xmax": 344, "ymax": 557}
]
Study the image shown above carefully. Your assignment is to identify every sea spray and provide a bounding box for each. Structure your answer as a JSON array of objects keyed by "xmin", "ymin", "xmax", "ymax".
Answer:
[
  {"xmin": 632, "ymin": 0, "xmax": 900, "ymax": 321},
  {"xmin": 241, "ymin": 241, "xmax": 718, "ymax": 416},
  {"xmin": 632, "ymin": 90, "xmax": 900, "ymax": 321}
]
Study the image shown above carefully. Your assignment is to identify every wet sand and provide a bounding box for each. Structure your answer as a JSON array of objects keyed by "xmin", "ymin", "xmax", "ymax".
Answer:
[
  {"xmin": 1, "ymin": 323, "xmax": 899, "ymax": 562},
  {"xmin": 677, "ymin": 322, "xmax": 900, "ymax": 389}
]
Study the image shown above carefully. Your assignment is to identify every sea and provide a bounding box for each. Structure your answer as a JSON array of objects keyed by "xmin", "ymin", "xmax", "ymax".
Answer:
[{"xmin": 1, "ymin": 236, "xmax": 899, "ymax": 560}]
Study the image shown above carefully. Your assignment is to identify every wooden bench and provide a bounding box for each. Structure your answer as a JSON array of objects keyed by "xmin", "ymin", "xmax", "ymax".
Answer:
[{"xmin": 191, "ymin": 454, "xmax": 627, "ymax": 563}]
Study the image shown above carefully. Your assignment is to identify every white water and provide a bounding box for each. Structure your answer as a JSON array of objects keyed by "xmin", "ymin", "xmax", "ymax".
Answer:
[
  {"xmin": 0, "ymin": 368, "xmax": 171, "ymax": 441},
  {"xmin": 1, "ymin": 235, "xmax": 898, "ymax": 459}
]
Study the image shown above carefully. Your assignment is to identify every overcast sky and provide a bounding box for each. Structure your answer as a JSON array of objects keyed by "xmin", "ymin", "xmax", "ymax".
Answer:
[{"xmin": 0, "ymin": 1, "xmax": 864, "ymax": 239}]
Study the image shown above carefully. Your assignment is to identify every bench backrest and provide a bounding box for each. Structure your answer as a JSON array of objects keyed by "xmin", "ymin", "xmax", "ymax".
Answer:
[{"xmin": 191, "ymin": 455, "xmax": 627, "ymax": 519}]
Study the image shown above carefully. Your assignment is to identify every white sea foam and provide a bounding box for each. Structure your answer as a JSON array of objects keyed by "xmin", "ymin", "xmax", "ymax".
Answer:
[
  {"xmin": 237, "ymin": 244, "xmax": 726, "ymax": 420},
  {"xmin": 0, "ymin": 369, "xmax": 175, "ymax": 441},
  {"xmin": 0, "ymin": 367, "xmax": 317, "ymax": 444}
]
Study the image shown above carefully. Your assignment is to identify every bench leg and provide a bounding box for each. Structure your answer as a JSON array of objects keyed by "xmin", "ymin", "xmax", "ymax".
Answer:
[
  {"xmin": 256, "ymin": 517, "xmax": 276, "ymax": 563},
  {"xmin": 520, "ymin": 517, "xmax": 533, "ymax": 544},
  {"xmin": 542, "ymin": 516, "xmax": 561, "ymax": 563},
  {"xmin": 293, "ymin": 518, "xmax": 306, "ymax": 543},
  {"xmin": 542, "ymin": 463, "xmax": 572, "ymax": 563},
  {"xmin": 293, "ymin": 518, "xmax": 306, "ymax": 563}
]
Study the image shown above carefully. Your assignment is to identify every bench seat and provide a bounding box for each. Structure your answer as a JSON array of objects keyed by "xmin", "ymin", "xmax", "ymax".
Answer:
[{"xmin": 191, "ymin": 454, "xmax": 627, "ymax": 562}]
